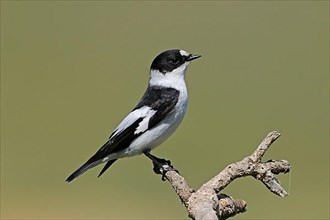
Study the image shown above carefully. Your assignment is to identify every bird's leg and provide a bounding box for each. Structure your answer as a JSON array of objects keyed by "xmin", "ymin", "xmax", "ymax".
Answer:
[
  {"xmin": 144, "ymin": 151, "xmax": 177, "ymax": 181},
  {"xmin": 144, "ymin": 151, "xmax": 172, "ymax": 168}
]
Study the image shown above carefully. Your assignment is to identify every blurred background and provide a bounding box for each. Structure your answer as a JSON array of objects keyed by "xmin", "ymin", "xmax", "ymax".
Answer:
[{"xmin": 1, "ymin": 1, "xmax": 329, "ymax": 219}]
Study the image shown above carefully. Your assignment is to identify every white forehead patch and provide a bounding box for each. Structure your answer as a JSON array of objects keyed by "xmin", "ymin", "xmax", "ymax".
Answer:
[{"xmin": 179, "ymin": 50, "xmax": 190, "ymax": 57}]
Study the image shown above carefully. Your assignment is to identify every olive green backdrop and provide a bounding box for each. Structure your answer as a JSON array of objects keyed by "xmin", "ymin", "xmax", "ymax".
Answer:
[{"xmin": 1, "ymin": 1, "xmax": 329, "ymax": 219}]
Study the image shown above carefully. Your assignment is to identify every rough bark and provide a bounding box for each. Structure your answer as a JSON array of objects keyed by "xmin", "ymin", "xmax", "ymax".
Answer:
[{"xmin": 155, "ymin": 131, "xmax": 291, "ymax": 220}]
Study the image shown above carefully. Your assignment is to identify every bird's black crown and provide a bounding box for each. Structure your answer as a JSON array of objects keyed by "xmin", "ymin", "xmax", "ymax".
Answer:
[{"xmin": 150, "ymin": 49, "xmax": 189, "ymax": 74}]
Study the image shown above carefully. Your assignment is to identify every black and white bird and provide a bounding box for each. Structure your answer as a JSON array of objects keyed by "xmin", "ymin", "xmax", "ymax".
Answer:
[{"xmin": 66, "ymin": 49, "xmax": 201, "ymax": 182}]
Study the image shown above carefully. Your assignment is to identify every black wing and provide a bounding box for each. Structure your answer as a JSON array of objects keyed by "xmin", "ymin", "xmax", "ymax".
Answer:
[
  {"xmin": 101, "ymin": 86, "xmax": 180, "ymax": 156},
  {"xmin": 66, "ymin": 86, "xmax": 180, "ymax": 181}
]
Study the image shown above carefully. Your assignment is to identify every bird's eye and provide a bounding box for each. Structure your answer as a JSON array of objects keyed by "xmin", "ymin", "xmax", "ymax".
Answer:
[{"xmin": 171, "ymin": 57, "xmax": 179, "ymax": 64}]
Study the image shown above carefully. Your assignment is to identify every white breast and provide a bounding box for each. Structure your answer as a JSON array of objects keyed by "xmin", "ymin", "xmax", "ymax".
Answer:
[{"xmin": 124, "ymin": 70, "xmax": 189, "ymax": 157}]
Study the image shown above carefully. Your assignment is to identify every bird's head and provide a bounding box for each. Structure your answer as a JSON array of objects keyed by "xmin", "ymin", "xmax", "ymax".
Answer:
[
  {"xmin": 150, "ymin": 49, "xmax": 201, "ymax": 75},
  {"xmin": 149, "ymin": 49, "xmax": 201, "ymax": 89}
]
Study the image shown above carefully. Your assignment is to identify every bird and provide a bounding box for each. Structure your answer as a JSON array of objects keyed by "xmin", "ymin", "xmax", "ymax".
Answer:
[{"xmin": 66, "ymin": 49, "xmax": 201, "ymax": 182}]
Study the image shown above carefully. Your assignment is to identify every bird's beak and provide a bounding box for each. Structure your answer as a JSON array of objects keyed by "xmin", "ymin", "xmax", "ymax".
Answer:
[{"xmin": 187, "ymin": 54, "xmax": 202, "ymax": 61}]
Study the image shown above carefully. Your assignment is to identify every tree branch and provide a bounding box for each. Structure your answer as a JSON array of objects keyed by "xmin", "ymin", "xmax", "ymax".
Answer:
[{"xmin": 155, "ymin": 131, "xmax": 291, "ymax": 220}]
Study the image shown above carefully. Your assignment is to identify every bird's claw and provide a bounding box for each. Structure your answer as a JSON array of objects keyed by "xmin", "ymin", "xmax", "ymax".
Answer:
[
  {"xmin": 152, "ymin": 159, "xmax": 178, "ymax": 181},
  {"xmin": 144, "ymin": 151, "xmax": 179, "ymax": 180}
]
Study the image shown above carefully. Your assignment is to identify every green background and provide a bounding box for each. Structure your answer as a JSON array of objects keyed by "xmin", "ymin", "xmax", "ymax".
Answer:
[{"xmin": 1, "ymin": 1, "xmax": 329, "ymax": 219}]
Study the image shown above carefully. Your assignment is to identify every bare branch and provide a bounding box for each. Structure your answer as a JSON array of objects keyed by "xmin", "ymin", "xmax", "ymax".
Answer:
[
  {"xmin": 152, "ymin": 131, "xmax": 291, "ymax": 220},
  {"xmin": 250, "ymin": 131, "xmax": 281, "ymax": 162},
  {"xmin": 163, "ymin": 169, "xmax": 194, "ymax": 206},
  {"xmin": 253, "ymin": 159, "xmax": 290, "ymax": 197}
]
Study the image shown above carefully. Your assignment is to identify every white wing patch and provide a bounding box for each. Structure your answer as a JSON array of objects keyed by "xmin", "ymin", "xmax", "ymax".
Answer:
[
  {"xmin": 134, "ymin": 110, "xmax": 156, "ymax": 134},
  {"xmin": 112, "ymin": 106, "xmax": 156, "ymax": 138}
]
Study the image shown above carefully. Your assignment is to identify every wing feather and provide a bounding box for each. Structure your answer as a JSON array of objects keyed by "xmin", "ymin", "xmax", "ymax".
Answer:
[{"xmin": 66, "ymin": 86, "xmax": 180, "ymax": 181}]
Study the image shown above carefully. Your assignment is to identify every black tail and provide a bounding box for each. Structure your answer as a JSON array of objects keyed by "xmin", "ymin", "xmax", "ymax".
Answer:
[
  {"xmin": 66, "ymin": 140, "xmax": 117, "ymax": 182},
  {"xmin": 66, "ymin": 161, "xmax": 99, "ymax": 182},
  {"xmin": 98, "ymin": 159, "xmax": 117, "ymax": 178},
  {"xmin": 66, "ymin": 159, "xmax": 118, "ymax": 182}
]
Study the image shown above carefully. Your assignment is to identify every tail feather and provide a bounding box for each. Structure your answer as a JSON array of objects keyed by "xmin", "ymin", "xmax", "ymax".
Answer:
[
  {"xmin": 66, "ymin": 161, "xmax": 100, "ymax": 182},
  {"xmin": 98, "ymin": 159, "xmax": 117, "ymax": 178},
  {"xmin": 66, "ymin": 141, "xmax": 119, "ymax": 182}
]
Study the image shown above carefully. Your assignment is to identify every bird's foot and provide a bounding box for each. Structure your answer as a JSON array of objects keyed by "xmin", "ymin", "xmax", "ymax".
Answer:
[
  {"xmin": 152, "ymin": 159, "xmax": 178, "ymax": 181},
  {"xmin": 144, "ymin": 151, "xmax": 178, "ymax": 181}
]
